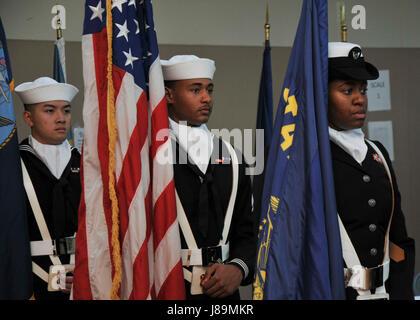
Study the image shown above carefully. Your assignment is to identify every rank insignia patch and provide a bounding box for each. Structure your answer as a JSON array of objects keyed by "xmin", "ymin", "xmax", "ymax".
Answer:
[
  {"xmin": 215, "ymin": 157, "xmax": 228, "ymax": 164},
  {"xmin": 372, "ymin": 153, "xmax": 381, "ymax": 163}
]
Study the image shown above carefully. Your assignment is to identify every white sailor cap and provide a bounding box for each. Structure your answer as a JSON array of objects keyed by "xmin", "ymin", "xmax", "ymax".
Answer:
[
  {"xmin": 328, "ymin": 42, "xmax": 379, "ymax": 81},
  {"xmin": 328, "ymin": 42, "xmax": 365, "ymax": 59},
  {"xmin": 14, "ymin": 77, "xmax": 79, "ymax": 105},
  {"xmin": 161, "ymin": 55, "xmax": 216, "ymax": 81}
]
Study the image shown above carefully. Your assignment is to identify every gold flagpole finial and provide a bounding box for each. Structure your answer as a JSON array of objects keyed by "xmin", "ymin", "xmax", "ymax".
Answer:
[
  {"xmin": 265, "ymin": 3, "xmax": 270, "ymax": 42},
  {"xmin": 339, "ymin": 2, "xmax": 347, "ymax": 42},
  {"xmin": 56, "ymin": 0, "xmax": 62, "ymax": 40}
]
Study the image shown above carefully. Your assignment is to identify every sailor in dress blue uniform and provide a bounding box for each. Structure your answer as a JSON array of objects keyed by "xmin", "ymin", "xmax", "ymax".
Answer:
[
  {"xmin": 15, "ymin": 77, "xmax": 80, "ymax": 300},
  {"xmin": 161, "ymin": 55, "xmax": 256, "ymax": 300}
]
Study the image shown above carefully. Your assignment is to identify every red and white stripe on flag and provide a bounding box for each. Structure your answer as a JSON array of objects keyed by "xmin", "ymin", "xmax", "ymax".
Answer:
[{"xmin": 73, "ymin": 0, "xmax": 185, "ymax": 300}]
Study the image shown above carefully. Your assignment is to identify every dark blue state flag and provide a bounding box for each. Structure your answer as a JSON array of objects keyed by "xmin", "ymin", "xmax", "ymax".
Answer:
[
  {"xmin": 253, "ymin": 0, "xmax": 345, "ymax": 300},
  {"xmin": 0, "ymin": 17, "xmax": 33, "ymax": 299},
  {"xmin": 256, "ymin": 39, "xmax": 273, "ymax": 148},
  {"xmin": 53, "ymin": 37, "xmax": 67, "ymax": 83},
  {"xmin": 53, "ymin": 36, "xmax": 74, "ymax": 146}
]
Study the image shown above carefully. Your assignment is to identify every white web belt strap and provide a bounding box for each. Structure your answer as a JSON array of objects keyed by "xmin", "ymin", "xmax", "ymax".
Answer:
[
  {"xmin": 176, "ymin": 139, "xmax": 239, "ymax": 282},
  {"xmin": 220, "ymin": 140, "xmax": 239, "ymax": 245},
  {"xmin": 21, "ymin": 159, "xmax": 63, "ymax": 282},
  {"xmin": 338, "ymin": 215, "xmax": 389, "ymax": 298},
  {"xmin": 339, "ymin": 140, "xmax": 393, "ymax": 299}
]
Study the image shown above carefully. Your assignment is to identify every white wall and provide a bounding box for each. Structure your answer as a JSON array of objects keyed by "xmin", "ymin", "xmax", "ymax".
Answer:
[{"xmin": 1, "ymin": 0, "xmax": 420, "ymax": 48}]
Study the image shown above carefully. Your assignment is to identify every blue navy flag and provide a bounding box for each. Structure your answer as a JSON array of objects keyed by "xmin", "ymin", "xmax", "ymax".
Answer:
[
  {"xmin": 53, "ymin": 36, "xmax": 74, "ymax": 145},
  {"xmin": 253, "ymin": 0, "xmax": 345, "ymax": 300},
  {"xmin": 0, "ymin": 17, "xmax": 33, "ymax": 299},
  {"xmin": 53, "ymin": 37, "xmax": 67, "ymax": 83},
  {"xmin": 256, "ymin": 39, "xmax": 273, "ymax": 148}
]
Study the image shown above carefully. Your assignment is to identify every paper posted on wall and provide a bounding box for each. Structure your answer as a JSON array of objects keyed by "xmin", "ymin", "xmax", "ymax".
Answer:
[
  {"xmin": 367, "ymin": 70, "xmax": 391, "ymax": 112},
  {"xmin": 367, "ymin": 120, "xmax": 394, "ymax": 161}
]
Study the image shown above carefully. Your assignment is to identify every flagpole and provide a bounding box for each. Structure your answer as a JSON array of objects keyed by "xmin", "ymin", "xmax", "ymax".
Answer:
[
  {"xmin": 339, "ymin": 2, "xmax": 347, "ymax": 42},
  {"xmin": 56, "ymin": 0, "xmax": 62, "ymax": 40},
  {"xmin": 265, "ymin": 3, "xmax": 270, "ymax": 43}
]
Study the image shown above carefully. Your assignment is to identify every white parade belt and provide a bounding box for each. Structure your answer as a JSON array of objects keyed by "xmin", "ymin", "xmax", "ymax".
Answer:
[
  {"xmin": 174, "ymin": 138, "xmax": 239, "ymax": 295},
  {"xmin": 21, "ymin": 159, "xmax": 75, "ymax": 296},
  {"xmin": 181, "ymin": 244, "xmax": 229, "ymax": 267},
  {"xmin": 344, "ymin": 262, "xmax": 389, "ymax": 291},
  {"xmin": 30, "ymin": 236, "xmax": 76, "ymax": 257}
]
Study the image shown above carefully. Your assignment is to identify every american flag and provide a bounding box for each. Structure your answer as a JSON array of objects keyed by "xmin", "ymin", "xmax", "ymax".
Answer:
[{"xmin": 73, "ymin": 0, "xmax": 185, "ymax": 300}]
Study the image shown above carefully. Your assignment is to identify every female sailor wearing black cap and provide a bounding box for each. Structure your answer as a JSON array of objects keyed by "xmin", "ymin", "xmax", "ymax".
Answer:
[{"xmin": 327, "ymin": 42, "xmax": 414, "ymax": 300}]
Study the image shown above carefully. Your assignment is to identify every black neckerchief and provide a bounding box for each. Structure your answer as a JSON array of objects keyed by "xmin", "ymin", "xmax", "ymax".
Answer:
[{"xmin": 174, "ymin": 137, "xmax": 225, "ymax": 242}]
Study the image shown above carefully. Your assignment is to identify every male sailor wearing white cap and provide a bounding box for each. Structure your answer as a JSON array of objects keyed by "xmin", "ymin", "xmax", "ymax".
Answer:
[
  {"xmin": 161, "ymin": 55, "xmax": 256, "ymax": 300},
  {"xmin": 327, "ymin": 43, "xmax": 414, "ymax": 300},
  {"xmin": 15, "ymin": 76, "xmax": 80, "ymax": 300}
]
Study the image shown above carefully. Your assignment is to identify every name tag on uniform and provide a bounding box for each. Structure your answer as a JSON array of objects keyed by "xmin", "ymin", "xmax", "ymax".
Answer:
[
  {"xmin": 47, "ymin": 264, "xmax": 74, "ymax": 292},
  {"xmin": 190, "ymin": 266, "xmax": 208, "ymax": 295}
]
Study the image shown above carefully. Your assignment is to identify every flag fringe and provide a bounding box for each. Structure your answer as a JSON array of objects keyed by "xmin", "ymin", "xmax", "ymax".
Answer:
[{"xmin": 106, "ymin": 0, "xmax": 122, "ymax": 300}]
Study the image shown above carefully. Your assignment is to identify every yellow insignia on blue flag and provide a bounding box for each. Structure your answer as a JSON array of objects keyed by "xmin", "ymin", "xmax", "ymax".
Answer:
[{"xmin": 253, "ymin": 195, "xmax": 279, "ymax": 300}]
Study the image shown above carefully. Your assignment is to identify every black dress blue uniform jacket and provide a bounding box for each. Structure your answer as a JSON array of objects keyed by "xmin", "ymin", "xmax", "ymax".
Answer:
[
  {"xmin": 172, "ymin": 137, "xmax": 257, "ymax": 300},
  {"xmin": 330, "ymin": 140, "xmax": 414, "ymax": 300},
  {"xmin": 19, "ymin": 138, "xmax": 81, "ymax": 300}
]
